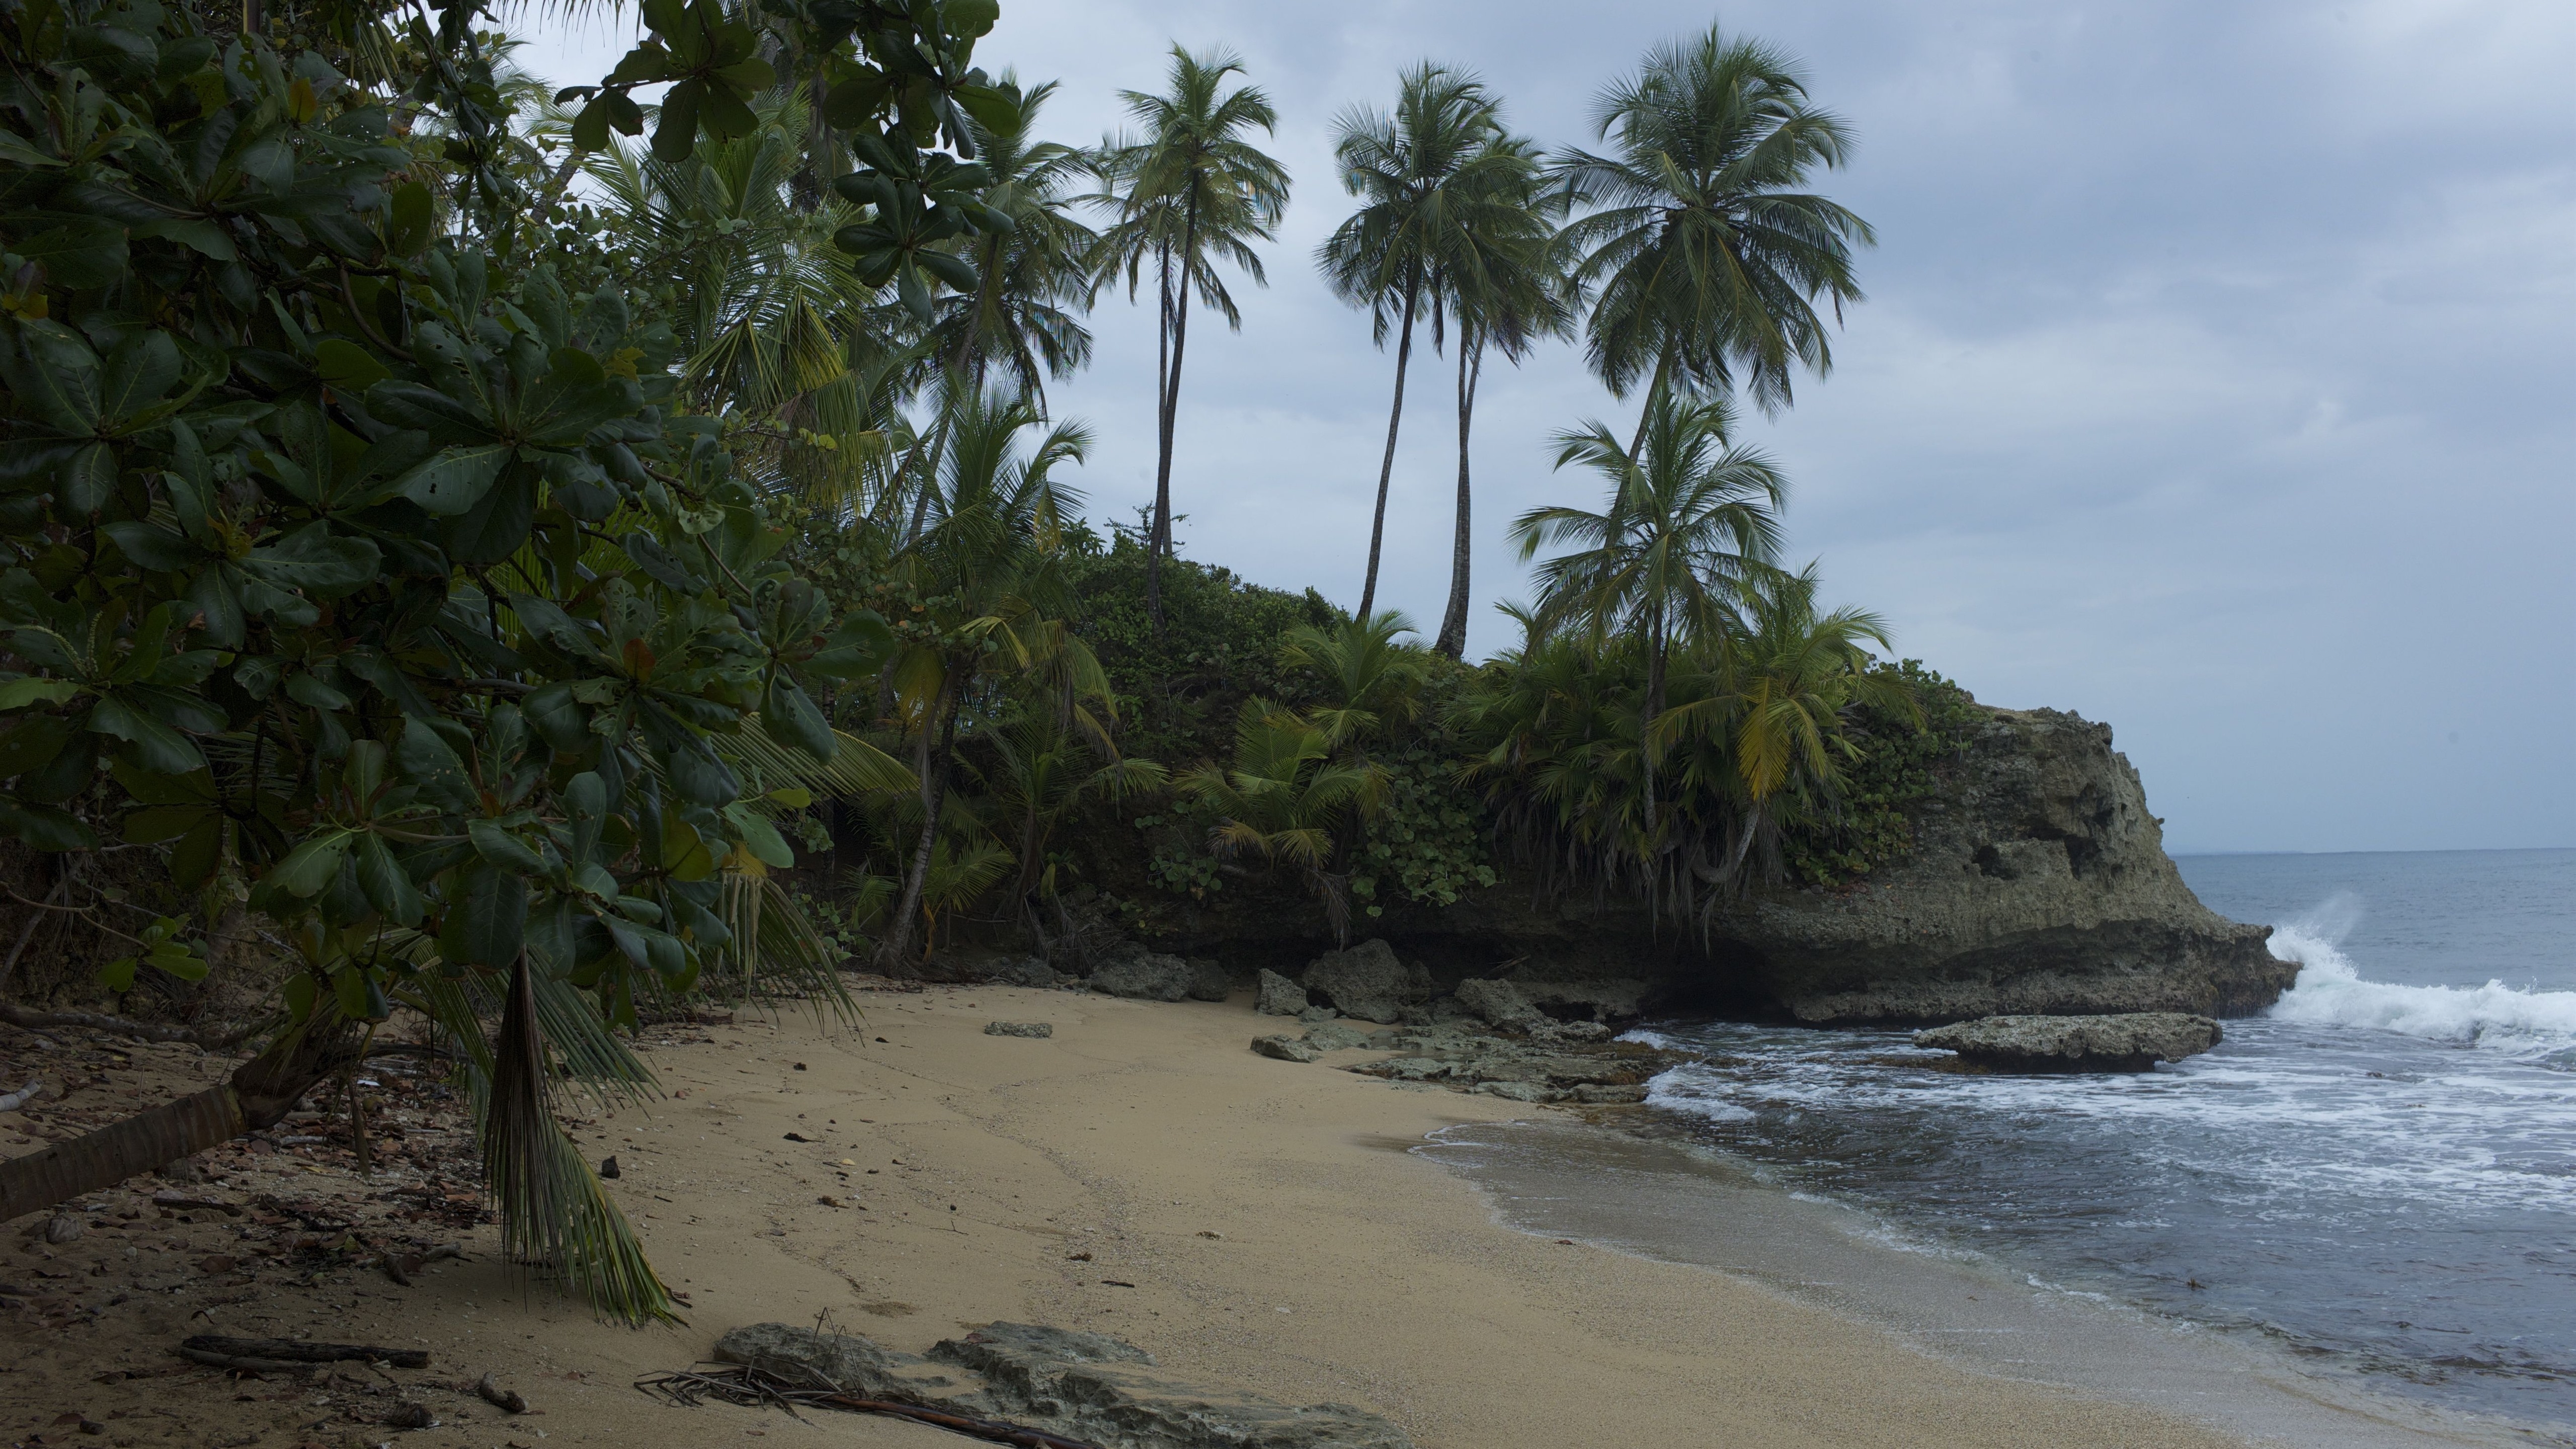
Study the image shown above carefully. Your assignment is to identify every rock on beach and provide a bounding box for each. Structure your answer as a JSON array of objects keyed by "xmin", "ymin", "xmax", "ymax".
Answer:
[{"xmin": 1912, "ymin": 1012, "xmax": 2223, "ymax": 1072}]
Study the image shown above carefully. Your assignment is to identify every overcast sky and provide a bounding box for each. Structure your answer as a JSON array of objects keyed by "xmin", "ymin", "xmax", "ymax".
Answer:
[{"xmin": 522, "ymin": 1, "xmax": 2575, "ymax": 854}]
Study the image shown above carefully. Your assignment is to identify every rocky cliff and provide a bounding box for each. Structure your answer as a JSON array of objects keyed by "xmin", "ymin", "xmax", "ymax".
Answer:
[
  {"xmin": 1710, "ymin": 707, "xmax": 2293, "ymax": 1023},
  {"xmin": 1067, "ymin": 704, "xmax": 2293, "ymax": 1028}
]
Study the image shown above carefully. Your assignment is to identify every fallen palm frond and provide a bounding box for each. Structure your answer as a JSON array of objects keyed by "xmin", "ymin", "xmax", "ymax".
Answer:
[{"xmin": 635, "ymin": 1363, "xmax": 1104, "ymax": 1449}]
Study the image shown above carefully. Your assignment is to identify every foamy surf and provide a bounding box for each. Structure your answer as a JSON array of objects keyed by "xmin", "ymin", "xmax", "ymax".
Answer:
[{"xmin": 2264, "ymin": 895, "xmax": 2576, "ymax": 1050}]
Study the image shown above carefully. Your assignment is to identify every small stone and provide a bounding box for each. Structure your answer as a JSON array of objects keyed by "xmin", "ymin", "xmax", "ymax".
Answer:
[
  {"xmin": 1297, "ymin": 1005, "xmax": 1339, "ymax": 1025},
  {"xmin": 1253, "ymin": 969, "xmax": 1307, "ymax": 1016},
  {"xmin": 599, "ymin": 1156, "xmax": 620, "ymax": 1179},
  {"xmin": 1250, "ymin": 1034, "xmax": 1323, "ymax": 1064},
  {"xmin": 985, "ymin": 1021, "xmax": 1054, "ymax": 1039},
  {"xmin": 42, "ymin": 1213, "xmax": 83, "ymax": 1244}
]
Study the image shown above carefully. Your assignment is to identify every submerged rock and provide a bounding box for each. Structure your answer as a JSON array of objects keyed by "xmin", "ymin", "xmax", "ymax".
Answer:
[
  {"xmin": 1090, "ymin": 951, "xmax": 1196, "ymax": 1002},
  {"xmin": 1255, "ymin": 968, "xmax": 1309, "ymax": 1016},
  {"xmin": 715, "ymin": 1321, "xmax": 1414, "ymax": 1448},
  {"xmin": 1302, "ymin": 939, "xmax": 1424, "ymax": 1024},
  {"xmin": 1913, "ymin": 1012, "xmax": 2223, "ymax": 1072},
  {"xmin": 1251, "ymin": 1034, "xmax": 1324, "ymax": 1063}
]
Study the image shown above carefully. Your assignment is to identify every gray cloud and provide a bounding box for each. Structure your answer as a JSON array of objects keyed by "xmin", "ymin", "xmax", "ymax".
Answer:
[{"xmin": 522, "ymin": 0, "xmax": 2575, "ymax": 851}]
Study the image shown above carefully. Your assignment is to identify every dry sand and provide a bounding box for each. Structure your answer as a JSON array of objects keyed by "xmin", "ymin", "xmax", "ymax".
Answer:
[{"xmin": 2, "ymin": 984, "xmax": 2264, "ymax": 1449}]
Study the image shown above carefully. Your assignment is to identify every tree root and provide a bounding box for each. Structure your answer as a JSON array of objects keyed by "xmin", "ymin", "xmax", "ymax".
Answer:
[{"xmin": 0, "ymin": 1001, "xmax": 263, "ymax": 1049}]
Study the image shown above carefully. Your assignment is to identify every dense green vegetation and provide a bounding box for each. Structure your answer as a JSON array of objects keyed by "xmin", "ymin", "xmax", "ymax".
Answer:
[{"xmin": 0, "ymin": 0, "xmax": 1977, "ymax": 1315}]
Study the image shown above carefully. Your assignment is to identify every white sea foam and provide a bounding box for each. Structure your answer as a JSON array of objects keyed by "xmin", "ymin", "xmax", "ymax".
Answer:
[{"xmin": 2265, "ymin": 895, "xmax": 2576, "ymax": 1048}]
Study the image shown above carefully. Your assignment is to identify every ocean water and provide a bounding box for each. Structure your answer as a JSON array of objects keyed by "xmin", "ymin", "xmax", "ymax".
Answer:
[{"xmin": 1611, "ymin": 849, "xmax": 2576, "ymax": 1428}]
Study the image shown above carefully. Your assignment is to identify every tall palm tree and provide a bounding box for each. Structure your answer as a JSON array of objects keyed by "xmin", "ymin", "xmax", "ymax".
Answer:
[
  {"xmin": 1509, "ymin": 391, "xmax": 1786, "ymax": 831},
  {"xmin": 1317, "ymin": 63, "xmax": 1511, "ymax": 622},
  {"xmin": 1429, "ymin": 131, "xmax": 1571, "ymax": 659},
  {"xmin": 1553, "ymin": 25, "xmax": 1874, "ymax": 448},
  {"xmin": 1091, "ymin": 47, "xmax": 1292, "ymax": 630},
  {"xmin": 922, "ymin": 76, "xmax": 1100, "ymax": 406}
]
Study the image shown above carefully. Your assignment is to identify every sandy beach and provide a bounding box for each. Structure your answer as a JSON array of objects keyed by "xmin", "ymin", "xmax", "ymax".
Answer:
[{"xmin": 3, "ymin": 985, "xmax": 2271, "ymax": 1449}]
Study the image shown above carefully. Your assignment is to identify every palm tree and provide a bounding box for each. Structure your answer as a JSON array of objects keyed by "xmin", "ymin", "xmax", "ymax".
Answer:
[
  {"xmin": 1654, "ymin": 562, "xmax": 1915, "ymax": 881},
  {"xmin": 922, "ymin": 76, "xmax": 1099, "ymax": 405},
  {"xmin": 1552, "ymin": 25, "xmax": 1874, "ymax": 447},
  {"xmin": 1429, "ymin": 132, "xmax": 1571, "ymax": 659},
  {"xmin": 970, "ymin": 705, "xmax": 1167, "ymax": 949},
  {"xmin": 1091, "ymin": 46, "xmax": 1292, "ymax": 630},
  {"xmin": 1276, "ymin": 609, "xmax": 1430, "ymax": 754},
  {"xmin": 873, "ymin": 389, "xmax": 1112, "ymax": 967},
  {"xmin": 1174, "ymin": 700, "xmax": 1383, "ymax": 943},
  {"xmin": 1317, "ymin": 63, "xmax": 1513, "ymax": 622},
  {"xmin": 1509, "ymin": 391, "xmax": 1786, "ymax": 831}
]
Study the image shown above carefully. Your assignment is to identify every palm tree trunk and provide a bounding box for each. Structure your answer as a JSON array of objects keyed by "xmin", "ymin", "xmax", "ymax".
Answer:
[
  {"xmin": 1642, "ymin": 615, "xmax": 1666, "ymax": 833},
  {"xmin": 0, "ymin": 1010, "xmax": 366, "ymax": 1222},
  {"xmin": 1150, "ymin": 197, "xmax": 1201, "ymax": 635},
  {"xmin": 1144, "ymin": 244, "xmax": 1172, "ymax": 623},
  {"xmin": 1435, "ymin": 336, "xmax": 1482, "ymax": 658},
  {"xmin": 1356, "ymin": 280, "xmax": 1420, "ymax": 623},
  {"xmin": 1628, "ymin": 345, "xmax": 1675, "ymax": 461},
  {"xmin": 876, "ymin": 672, "xmax": 957, "ymax": 969}
]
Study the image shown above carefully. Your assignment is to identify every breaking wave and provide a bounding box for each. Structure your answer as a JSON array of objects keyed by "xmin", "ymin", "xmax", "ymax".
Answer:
[{"xmin": 2265, "ymin": 893, "xmax": 2576, "ymax": 1050}]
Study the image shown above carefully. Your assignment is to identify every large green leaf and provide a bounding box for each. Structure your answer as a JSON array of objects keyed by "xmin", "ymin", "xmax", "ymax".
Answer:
[{"xmin": 396, "ymin": 442, "xmax": 511, "ymax": 515}]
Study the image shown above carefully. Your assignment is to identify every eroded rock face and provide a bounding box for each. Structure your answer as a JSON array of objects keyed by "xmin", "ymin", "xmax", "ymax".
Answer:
[
  {"xmin": 714, "ymin": 1321, "xmax": 1413, "ymax": 1448},
  {"xmin": 1185, "ymin": 958, "xmax": 1232, "ymax": 1003},
  {"xmin": 1719, "ymin": 708, "xmax": 2293, "ymax": 1024},
  {"xmin": 1453, "ymin": 978, "xmax": 1540, "ymax": 1028},
  {"xmin": 1913, "ymin": 1012, "xmax": 2223, "ymax": 1072},
  {"xmin": 1255, "ymin": 969, "xmax": 1309, "ymax": 1016},
  {"xmin": 1090, "ymin": 951, "xmax": 1197, "ymax": 1003},
  {"xmin": 1301, "ymin": 940, "xmax": 1426, "ymax": 1024}
]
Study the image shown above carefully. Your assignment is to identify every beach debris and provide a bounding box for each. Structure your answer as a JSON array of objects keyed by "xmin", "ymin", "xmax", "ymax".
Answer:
[
  {"xmin": 476, "ymin": 1373, "xmax": 530, "ymax": 1413},
  {"xmin": 599, "ymin": 1155, "xmax": 620, "ymax": 1178},
  {"xmin": 147, "ymin": 1186, "xmax": 242, "ymax": 1206},
  {"xmin": 792, "ymin": 1062, "xmax": 808, "ymax": 1071},
  {"xmin": 640, "ymin": 1361, "xmax": 1106, "ymax": 1449},
  {"xmin": 1252, "ymin": 970, "xmax": 1307, "ymax": 1017},
  {"xmin": 177, "ymin": 1335, "xmax": 432, "ymax": 1372},
  {"xmin": 1195, "ymin": 1231, "xmax": 1222, "ymax": 1240},
  {"xmin": 378, "ymin": 1402, "xmax": 436, "ymax": 1428},
  {"xmin": 48, "ymin": 1411, "xmax": 103, "ymax": 1435},
  {"xmin": 691, "ymin": 1320, "xmax": 1414, "ymax": 1448},
  {"xmin": 984, "ymin": 1021, "xmax": 1054, "ymax": 1038},
  {"xmin": 1249, "ymin": 1035, "xmax": 1322, "ymax": 1064},
  {"xmin": 783, "ymin": 1132, "xmax": 814, "ymax": 1142},
  {"xmin": 1066, "ymin": 1251, "xmax": 1092, "ymax": 1262},
  {"xmin": 1912, "ymin": 1013, "xmax": 2223, "ymax": 1073},
  {"xmin": 0, "ymin": 1079, "xmax": 42, "ymax": 1112},
  {"xmin": 42, "ymin": 1212, "xmax": 84, "ymax": 1243},
  {"xmin": 1100, "ymin": 1279, "xmax": 1135, "ymax": 1288}
]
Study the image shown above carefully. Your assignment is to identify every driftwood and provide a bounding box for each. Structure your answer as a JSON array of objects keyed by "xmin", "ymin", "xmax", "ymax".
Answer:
[
  {"xmin": 180, "ymin": 1335, "xmax": 430, "ymax": 1370},
  {"xmin": 475, "ymin": 1372, "xmax": 529, "ymax": 1413},
  {"xmin": 636, "ymin": 1363, "xmax": 1103, "ymax": 1449}
]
